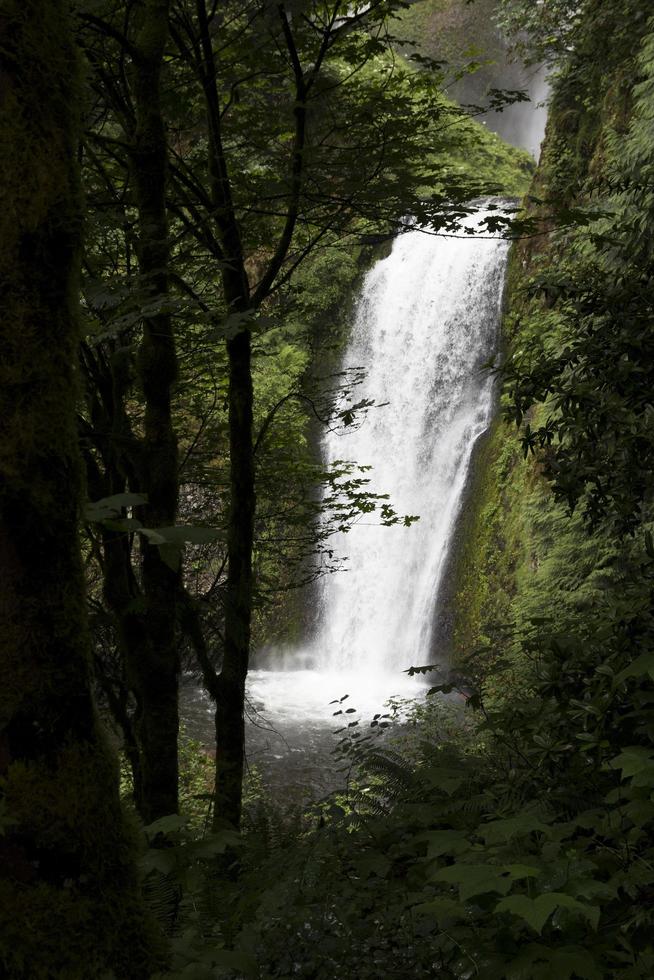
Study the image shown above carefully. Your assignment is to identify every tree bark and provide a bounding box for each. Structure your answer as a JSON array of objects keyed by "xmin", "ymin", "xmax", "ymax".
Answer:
[
  {"xmin": 129, "ymin": 0, "xmax": 180, "ymax": 823},
  {"xmin": 214, "ymin": 328, "xmax": 255, "ymax": 828},
  {"xmin": 0, "ymin": 2, "xmax": 165, "ymax": 975},
  {"xmin": 193, "ymin": 0, "xmax": 256, "ymax": 829}
]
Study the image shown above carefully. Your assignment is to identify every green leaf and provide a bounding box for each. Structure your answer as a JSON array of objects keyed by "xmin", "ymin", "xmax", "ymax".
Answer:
[
  {"xmin": 432, "ymin": 863, "xmax": 513, "ymax": 900},
  {"xmin": 547, "ymin": 947, "xmax": 603, "ymax": 980},
  {"xmin": 206, "ymin": 949, "xmax": 257, "ymax": 977},
  {"xmin": 615, "ymin": 653, "xmax": 654, "ymax": 683},
  {"xmin": 609, "ymin": 746, "xmax": 654, "ymax": 779},
  {"xmin": 158, "ymin": 543, "xmax": 182, "ymax": 572},
  {"xmin": 139, "ymin": 527, "xmax": 168, "ymax": 545},
  {"xmin": 84, "ymin": 493, "xmax": 148, "ymax": 522},
  {"xmin": 139, "ymin": 525, "xmax": 223, "ymax": 572},
  {"xmin": 417, "ymin": 829, "xmax": 470, "ymax": 859},
  {"xmin": 176, "ymin": 967, "xmax": 213, "ymax": 980},
  {"xmin": 506, "ymin": 944, "xmax": 603, "ymax": 980},
  {"xmin": 144, "ymin": 814, "xmax": 189, "ymax": 838},
  {"xmin": 153, "ymin": 525, "xmax": 223, "ymax": 545},
  {"xmin": 187, "ymin": 830, "xmax": 241, "ymax": 860},
  {"xmin": 481, "ymin": 812, "xmax": 551, "ymax": 844},
  {"xmin": 0, "ymin": 799, "xmax": 18, "ymax": 836},
  {"xmin": 422, "ymin": 767, "xmax": 467, "ymax": 795},
  {"xmin": 354, "ymin": 852, "xmax": 391, "ymax": 877},
  {"xmin": 502, "ymin": 864, "xmax": 542, "ymax": 881},
  {"xmin": 496, "ymin": 893, "xmax": 600, "ymax": 934},
  {"xmin": 139, "ymin": 849, "xmax": 177, "ymax": 876}
]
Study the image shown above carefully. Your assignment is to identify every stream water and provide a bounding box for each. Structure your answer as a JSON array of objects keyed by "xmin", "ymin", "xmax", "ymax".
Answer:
[{"xmin": 181, "ymin": 207, "xmax": 510, "ymax": 803}]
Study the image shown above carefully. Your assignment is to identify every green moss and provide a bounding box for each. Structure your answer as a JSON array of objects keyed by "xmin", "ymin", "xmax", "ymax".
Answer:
[
  {"xmin": 450, "ymin": 9, "xmax": 654, "ymax": 707},
  {"xmin": 435, "ymin": 111, "xmax": 535, "ymax": 196}
]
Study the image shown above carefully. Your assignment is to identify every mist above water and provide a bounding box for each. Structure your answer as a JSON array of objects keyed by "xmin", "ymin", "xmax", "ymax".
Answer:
[{"xmin": 472, "ymin": 62, "xmax": 549, "ymax": 161}]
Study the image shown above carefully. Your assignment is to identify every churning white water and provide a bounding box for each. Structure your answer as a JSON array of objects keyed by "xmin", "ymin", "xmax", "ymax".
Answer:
[{"xmin": 311, "ymin": 207, "xmax": 510, "ymax": 680}]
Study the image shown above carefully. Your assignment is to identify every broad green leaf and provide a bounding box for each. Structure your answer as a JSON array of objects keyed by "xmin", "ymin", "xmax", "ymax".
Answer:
[
  {"xmin": 84, "ymin": 493, "xmax": 148, "ymax": 521},
  {"xmin": 139, "ymin": 849, "xmax": 177, "ymax": 876},
  {"xmin": 609, "ymin": 747, "xmax": 654, "ymax": 779},
  {"xmin": 502, "ymin": 864, "xmax": 541, "ymax": 881},
  {"xmin": 496, "ymin": 892, "xmax": 600, "ymax": 934},
  {"xmin": 432, "ymin": 863, "xmax": 513, "ymax": 901},
  {"xmin": 422, "ymin": 767, "xmax": 467, "ymax": 796},
  {"xmin": 138, "ymin": 527, "xmax": 168, "ymax": 545},
  {"xmin": 145, "ymin": 814, "xmax": 189, "ymax": 837},
  {"xmin": 176, "ymin": 967, "xmax": 213, "ymax": 980},
  {"xmin": 0, "ymin": 799, "xmax": 18, "ymax": 836},
  {"xmin": 417, "ymin": 829, "xmax": 470, "ymax": 858},
  {"xmin": 615, "ymin": 653, "xmax": 654, "ymax": 683},
  {"xmin": 481, "ymin": 812, "xmax": 551, "ymax": 844},
  {"xmin": 354, "ymin": 852, "xmax": 391, "ymax": 877},
  {"xmin": 506, "ymin": 943, "xmax": 603, "ymax": 980},
  {"xmin": 139, "ymin": 525, "xmax": 222, "ymax": 571},
  {"xmin": 140, "ymin": 525, "xmax": 222, "ymax": 546},
  {"xmin": 206, "ymin": 949, "xmax": 257, "ymax": 977},
  {"xmin": 623, "ymin": 799, "xmax": 654, "ymax": 827},
  {"xmin": 187, "ymin": 830, "xmax": 241, "ymax": 860},
  {"xmin": 158, "ymin": 543, "xmax": 182, "ymax": 572}
]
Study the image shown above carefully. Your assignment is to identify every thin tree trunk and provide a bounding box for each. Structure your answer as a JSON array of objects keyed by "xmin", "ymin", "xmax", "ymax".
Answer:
[
  {"xmin": 130, "ymin": 0, "xmax": 180, "ymax": 822},
  {"xmin": 214, "ymin": 327, "xmax": 256, "ymax": 828},
  {"xmin": 0, "ymin": 2, "xmax": 164, "ymax": 975},
  {"xmin": 193, "ymin": 0, "xmax": 256, "ymax": 829}
]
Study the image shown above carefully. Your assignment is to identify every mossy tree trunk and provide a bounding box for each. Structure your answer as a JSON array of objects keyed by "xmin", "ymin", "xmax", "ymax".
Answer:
[{"xmin": 0, "ymin": 2, "xmax": 165, "ymax": 976}]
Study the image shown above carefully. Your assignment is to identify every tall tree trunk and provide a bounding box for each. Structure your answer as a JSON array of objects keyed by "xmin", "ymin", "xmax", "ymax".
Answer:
[
  {"xmin": 214, "ymin": 327, "xmax": 255, "ymax": 829},
  {"xmin": 0, "ymin": 2, "xmax": 165, "ymax": 976},
  {"xmin": 193, "ymin": 0, "xmax": 256, "ymax": 829},
  {"xmin": 129, "ymin": 0, "xmax": 180, "ymax": 823}
]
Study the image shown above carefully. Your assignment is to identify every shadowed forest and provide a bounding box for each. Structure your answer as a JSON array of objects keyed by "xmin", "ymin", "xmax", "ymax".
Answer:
[{"xmin": 2, "ymin": 1, "xmax": 654, "ymax": 977}]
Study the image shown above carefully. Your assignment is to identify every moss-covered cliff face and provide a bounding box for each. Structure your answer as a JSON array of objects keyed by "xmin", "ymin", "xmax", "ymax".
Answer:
[{"xmin": 452, "ymin": 1, "xmax": 654, "ymax": 699}]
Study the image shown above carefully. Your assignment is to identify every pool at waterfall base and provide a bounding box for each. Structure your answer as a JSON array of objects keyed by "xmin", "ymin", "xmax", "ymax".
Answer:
[{"xmin": 180, "ymin": 667, "xmax": 430, "ymax": 802}]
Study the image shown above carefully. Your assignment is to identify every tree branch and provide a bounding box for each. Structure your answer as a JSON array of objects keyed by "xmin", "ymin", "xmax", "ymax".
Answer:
[{"xmin": 251, "ymin": 5, "xmax": 308, "ymax": 306}]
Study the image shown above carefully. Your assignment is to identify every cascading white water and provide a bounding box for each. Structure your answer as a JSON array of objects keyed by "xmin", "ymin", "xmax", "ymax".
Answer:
[
  {"xmin": 182, "ymin": 204, "xmax": 512, "ymax": 799},
  {"xmin": 311, "ymin": 206, "xmax": 510, "ymax": 677}
]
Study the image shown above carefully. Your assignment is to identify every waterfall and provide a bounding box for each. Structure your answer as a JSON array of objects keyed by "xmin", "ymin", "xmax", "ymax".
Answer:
[
  {"xmin": 312, "ymin": 206, "xmax": 510, "ymax": 677},
  {"xmin": 183, "ymin": 204, "xmax": 512, "ymax": 791}
]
